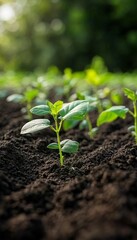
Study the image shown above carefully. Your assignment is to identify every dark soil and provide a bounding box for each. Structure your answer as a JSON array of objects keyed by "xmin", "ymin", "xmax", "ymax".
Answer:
[{"xmin": 0, "ymin": 99, "xmax": 137, "ymax": 240}]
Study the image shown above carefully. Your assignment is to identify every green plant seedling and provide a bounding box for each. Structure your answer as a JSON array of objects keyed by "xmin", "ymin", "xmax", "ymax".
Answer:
[
  {"xmin": 21, "ymin": 100, "xmax": 89, "ymax": 166},
  {"xmin": 97, "ymin": 88, "xmax": 137, "ymax": 144},
  {"xmin": 85, "ymin": 69, "xmax": 112, "ymax": 112},
  {"xmin": 124, "ymin": 88, "xmax": 137, "ymax": 144},
  {"xmin": 7, "ymin": 88, "xmax": 38, "ymax": 119},
  {"xmin": 63, "ymin": 92, "xmax": 98, "ymax": 139},
  {"xmin": 97, "ymin": 105, "xmax": 128, "ymax": 127},
  {"xmin": 77, "ymin": 92, "xmax": 98, "ymax": 138}
]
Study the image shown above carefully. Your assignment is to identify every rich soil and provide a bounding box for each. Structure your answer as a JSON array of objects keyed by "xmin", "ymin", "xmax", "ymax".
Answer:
[{"xmin": 0, "ymin": 99, "xmax": 137, "ymax": 240}]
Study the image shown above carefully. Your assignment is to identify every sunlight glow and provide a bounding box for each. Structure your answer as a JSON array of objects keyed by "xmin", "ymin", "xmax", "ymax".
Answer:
[{"xmin": 0, "ymin": 4, "xmax": 15, "ymax": 21}]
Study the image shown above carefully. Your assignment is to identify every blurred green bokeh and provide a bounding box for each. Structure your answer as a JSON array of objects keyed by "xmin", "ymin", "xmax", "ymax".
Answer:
[{"xmin": 0, "ymin": 0, "xmax": 137, "ymax": 72}]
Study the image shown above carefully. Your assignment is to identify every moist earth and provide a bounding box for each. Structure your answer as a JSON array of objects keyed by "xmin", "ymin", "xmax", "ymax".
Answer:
[{"xmin": 0, "ymin": 99, "xmax": 137, "ymax": 240}]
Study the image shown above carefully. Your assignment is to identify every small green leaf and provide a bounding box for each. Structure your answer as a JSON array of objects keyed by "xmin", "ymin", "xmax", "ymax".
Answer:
[
  {"xmin": 111, "ymin": 91, "xmax": 123, "ymax": 105},
  {"xmin": 124, "ymin": 88, "xmax": 137, "ymax": 101},
  {"xmin": 48, "ymin": 100, "xmax": 63, "ymax": 115},
  {"xmin": 30, "ymin": 105, "xmax": 51, "ymax": 115},
  {"xmin": 47, "ymin": 142, "xmax": 59, "ymax": 149},
  {"xmin": 77, "ymin": 92, "xmax": 85, "ymax": 100},
  {"xmin": 21, "ymin": 119, "xmax": 50, "ymax": 134},
  {"xmin": 7, "ymin": 94, "xmax": 23, "ymax": 103},
  {"xmin": 60, "ymin": 139, "xmax": 70, "ymax": 146},
  {"xmin": 61, "ymin": 139, "xmax": 79, "ymax": 153},
  {"xmin": 63, "ymin": 119, "xmax": 79, "ymax": 131},
  {"xmin": 97, "ymin": 106, "xmax": 128, "ymax": 126},
  {"xmin": 60, "ymin": 100, "xmax": 89, "ymax": 120},
  {"xmin": 54, "ymin": 100, "xmax": 63, "ymax": 113},
  {"xmin": 128, "ymin": 125, "xmax": 135, "ymax": 132},
  {"xmin": 79, "ymin": 119, "xmax": 88, "ymax": 130},
  {"xmin": 24, "ymin": 89, "xmax": 38, "ymax": 102}
]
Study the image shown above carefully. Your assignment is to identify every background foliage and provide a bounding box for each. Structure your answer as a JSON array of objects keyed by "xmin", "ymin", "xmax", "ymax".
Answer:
[{"xmin": 0, "ymin": 0, "xmax": 137, "ymax": 72}]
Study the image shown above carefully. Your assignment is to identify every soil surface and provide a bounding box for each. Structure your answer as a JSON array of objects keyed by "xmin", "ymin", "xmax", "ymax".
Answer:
[{"xmin": 0, "ymin": 99, "xmax": 137, "ymax": 240}]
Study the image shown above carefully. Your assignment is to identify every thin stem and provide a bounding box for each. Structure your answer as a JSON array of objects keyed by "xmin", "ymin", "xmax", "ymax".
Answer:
[
  {"xmin": 94, "ymin": 86, "xmax": 103, "ymax": 113},
  {"xmin": 97, "ymin": 98, "xmax": 103, "ymax": 113},
  {"xmin": 27, "ymin": 102, "xmax": 32, "ymax": 120},
  {"xmin": 86, "ymin": 114, "xmax": 93, "ymax": 139},
  {"xmin": 133, "ymin": 100, "xmax": 137, "ymax": 144},
  {"xmin": 54, "ymin": 116, "xmax": 64, "ymax": 166},
  {"xmin": 128, "ymin": 110, "xmax": 134, "ymax": 117}
]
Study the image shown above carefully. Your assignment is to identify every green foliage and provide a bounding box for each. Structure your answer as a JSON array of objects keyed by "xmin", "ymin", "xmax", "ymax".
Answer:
[
  {"xmin": 97, "ymin": 87, "xmax": 137, "ymax": 144},
  {"xmin": 124, "ymin": 88, "xmax": 137, "ymax": 144},
  {"xmin": 1, "ymin": 1, "xmax": 137, "ymax": 71},
  {"xmin": 21, "ymin": 119, "xmax": 50, "ymax": 134},
  {"xmin": 124, "ymin": 88, "xmax": 137, "ymax": 101},
  {"xmin": 62, "ymin": 93, "xmax": 98, "ymax": 138},
  {"xmin": 97, "ymin": 106, "xmax": 128, "ymax": 126},
  {"xmin": 21, "ymin": 100, "xmax": 89, "ymax": 166},
  {"xmin": 7, "ymin": 88, "xmax": 38, "ymax": 119}
]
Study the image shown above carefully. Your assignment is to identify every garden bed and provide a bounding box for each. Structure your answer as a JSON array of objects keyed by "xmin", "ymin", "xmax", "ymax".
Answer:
[{"xmin": 0, "ymin": 99, "xmax": 137, "ymax": 240}]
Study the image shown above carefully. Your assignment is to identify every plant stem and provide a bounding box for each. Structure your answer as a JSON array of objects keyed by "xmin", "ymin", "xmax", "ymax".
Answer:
[
  {"xmin": 54, "ymin": 117, "xmax": 64, "ymax": 166},
  {"xmin": 94, "ymin": 86, "xmax": 103, "ymax": 113},
  {"xmin": 133, "ymin": 100, "xmax": 137, "ymax": 144},
  {"xmin": 27, "ymin": 102, "xmax": 32, "ymax": 120},
  {"xmin": 86, "ymin": 114, "xmax": 93, "ymax": 138}
]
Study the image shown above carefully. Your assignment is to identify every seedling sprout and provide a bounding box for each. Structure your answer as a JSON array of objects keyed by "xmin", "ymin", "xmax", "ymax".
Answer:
[
  {"xmin": 21, "ymin": 100, "xmax": 89, "ymax": 166},
  {"xmin": 7, "ymin": 88, "xmax": 38, "ymax": 120},
  {"xmin": 97, "ymin": 88, "xmax": 137, "ymax": 144}
]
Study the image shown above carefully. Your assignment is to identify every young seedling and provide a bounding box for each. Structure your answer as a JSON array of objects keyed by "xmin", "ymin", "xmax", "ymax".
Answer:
[
  {"xmin": 21, "ymin": 100, "xmax": 89, "ymax": 166},
  {"xmin": 64, "ymin": 92, "xmax": 99, "ymax": 138},
  {"xmin": 85, "ymin": 69, "xmax": 110, "ymax": 113},
  {"xmin": 124, "ymin": 88, "xmax": 137, "ymax": 143},
  {"xmin": 7, "ymin": 88, "xmax": 38, "ymax": 120},
  {"xmin": 97, "ymin": 88, "xmax": 137, "ymax": 144},
  {"xmin": 63, "ymin": 92, "xmax": 98, "ymax": 139}
]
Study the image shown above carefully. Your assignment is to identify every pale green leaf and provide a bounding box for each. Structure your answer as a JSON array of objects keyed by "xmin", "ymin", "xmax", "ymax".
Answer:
[
  {"xmin": 63, "ymin": 119, "xmax": 79, "ymax": 131},
  {"xmin": 47, "ymin": 100, "xmax": 63, "ymax": 115},
  {"xmin": 21, "ymin": 119, "xmax": 50, "ymax": 134},
  {"xmin": 24, "ymin": 89, "xmax": 38, "ymax": 102},
  {"xmin": 7, "ymin": 94, "xmax": 23, "ymax": 103},
  {"xmin": 97, "ymin": 106, "xmax": 128, "ymax": 126},
  {"xmin": 47, "ymin": 142, "xmax": 59, "ymax": 149},
  {"xmin": 124, "ymin": 88, "xmax": 137, "ymax": 101},
  {"xmin": 60, "ymin": 100, "xmax": 89, "ymax": 120},
  {"xmin": 30, "ymin": 105, "xmax": 51, "ymax": 116},
  {"xmin": 61, "ymin": 140, "xmax": 79, "ymax": 153},
  {"xmin": 54, "ymin": 100, "xmax": 63, "ymax": 113}
]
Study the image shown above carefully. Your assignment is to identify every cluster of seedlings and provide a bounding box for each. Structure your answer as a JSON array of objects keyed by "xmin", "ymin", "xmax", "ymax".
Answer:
[
  {"xmin": 4, "ymin": 61, "xmax": 137, "ymax": 166},
  {"xmin": 6, "ymin": 85, "xmax": 134, "ymax": 166}
]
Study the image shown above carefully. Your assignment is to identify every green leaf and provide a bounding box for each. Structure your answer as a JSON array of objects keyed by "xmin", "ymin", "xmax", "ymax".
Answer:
[
  {"xmin": 97, "ymin": 106, "xmax": 128, "ymax": 126},
  {"xmin": 7, "ymin": 94, "xmax": 24, "ymax": 103},
  {"xmin": 60, "ymin": 139, "xmax": 72, "ymax": 146},
  {"xmin": 60, "ymin": 100, "xmax": 89, "ymax": 120},
  {"xmin": 79, "ymin": 119, "xmax": 88, "ymax": 130},
  {"xmin": 124, "ymin": 88, "xmax": 137, "ymax": 101},
  {"xmin": 63, "ymin": 119, "xmax": 79, "ymax": 131},
  {"xmin": 54, "ymin": 100, "xmax": 63, "ymax": 112},
  {"xmin": 21, "ymin": 119, "xmax": 50, "ymax": 134},
  {"xmin": 47, "ymin": 142, "xmax": 59, "ymax": 149},
  {"xmin": 48, "ymin": 100, "xmax": 63, "ymax": 115},
  {"xmin": 24, "ymin": 89, "xmax": 38, "ymax": 102},
  {"xmin": 77, "ymin": 92, "xmax": 85, "ymax": 100},
  {"xmin": 61, "ymin": 139, "xmax": 79, "ymax": 153},
  {"xmin": 128, "ymin": 125, "xmax": 135, "ymax": 132},
  {"xmin": 30, "ymin": 105, "xmax": 51, "ymax": 116}
]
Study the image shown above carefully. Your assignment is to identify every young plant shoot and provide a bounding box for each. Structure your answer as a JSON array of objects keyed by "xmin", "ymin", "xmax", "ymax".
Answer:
[
  {"xmin": 77, "ymin": 92, "xmax": 98, "ymax": 138},
  {"xmin": 85, "ymin": 69, "xmax": 111, "ymax": 113},
  {"xmin": 7, "ymin": 88, "xmax": 38, "ymax": 120},
  {"xmin": 63, "ymin": 92, "xmax": 98, "ymax": 138},
  {"xmin": 97, "ymin": 88, "xmax": 137, "ymax": 144},
  {"xmin": 21, "ymin": 100, "xmax": 89, "ymax": 166}
]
